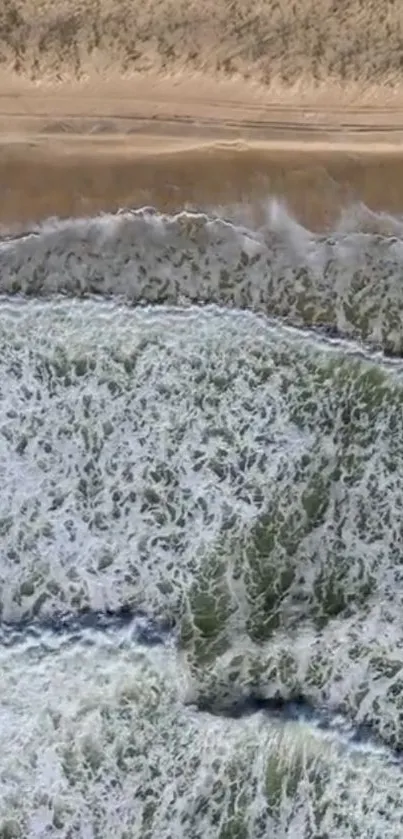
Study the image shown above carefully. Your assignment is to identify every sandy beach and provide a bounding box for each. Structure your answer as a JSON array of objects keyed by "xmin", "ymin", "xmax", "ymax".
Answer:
[
  {"xmin": 2, "ymin": 0, "xmax": 403, "ymax": 229},
  {"xmin": 2, "ymin": 73, "xmax": 403, "ymax": 230}
]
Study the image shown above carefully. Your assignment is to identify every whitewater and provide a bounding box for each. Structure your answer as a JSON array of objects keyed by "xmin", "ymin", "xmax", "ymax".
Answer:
[{"xmin": 1, "ymin": 201, "xmax": 403, "ymax": 838}]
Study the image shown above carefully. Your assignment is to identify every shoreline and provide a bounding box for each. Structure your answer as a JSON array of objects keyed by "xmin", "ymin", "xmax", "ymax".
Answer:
[{"xmin": 2, "ymin": 74, "xmax": 403, "ymax": 229}]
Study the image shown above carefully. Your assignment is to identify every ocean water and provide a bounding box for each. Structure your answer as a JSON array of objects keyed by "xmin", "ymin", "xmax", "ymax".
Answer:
[{"xmin": 1, "ymin": 202, "xmax": 403, "ymax": 837}]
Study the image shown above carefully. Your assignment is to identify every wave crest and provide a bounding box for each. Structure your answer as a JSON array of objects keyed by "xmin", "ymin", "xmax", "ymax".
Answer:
[{"xmin": 2, "ymin": 201, "xmax": 403, "ymax": 354}]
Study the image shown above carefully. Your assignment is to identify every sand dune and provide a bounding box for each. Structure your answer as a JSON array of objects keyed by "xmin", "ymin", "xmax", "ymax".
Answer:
[{"xmin": 1, "ymin": 0, "xmax": 403, "ymax": 88}]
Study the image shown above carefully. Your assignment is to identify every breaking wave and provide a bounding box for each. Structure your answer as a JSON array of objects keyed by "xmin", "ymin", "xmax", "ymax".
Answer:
[{"xmin": 2, "ymin": 200, "xmax": 403, "ymax": 354}]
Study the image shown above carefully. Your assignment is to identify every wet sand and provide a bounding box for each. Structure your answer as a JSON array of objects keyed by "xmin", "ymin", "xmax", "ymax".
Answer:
[{"xmin": 2, "ymin": 74, "xmax": 403, "ymax": 230}]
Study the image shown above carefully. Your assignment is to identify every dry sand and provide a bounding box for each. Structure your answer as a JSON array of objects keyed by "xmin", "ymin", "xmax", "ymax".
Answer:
[
  {"xmin": 2, "ymin": 0, "xmax": 403, "ymax": 228},
  {"xmin": 2, "ymin": 0, "xmax": 403, "ymax": 87}
]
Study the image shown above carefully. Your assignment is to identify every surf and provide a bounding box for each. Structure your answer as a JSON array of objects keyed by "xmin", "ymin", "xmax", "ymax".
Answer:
[
  {"xmin": 1, "ymin": 201, "xmax": 403, "ymax": 354},
  {"xmin": 2, "ymin": 204, "xmax": 403, "ymax": 837}
]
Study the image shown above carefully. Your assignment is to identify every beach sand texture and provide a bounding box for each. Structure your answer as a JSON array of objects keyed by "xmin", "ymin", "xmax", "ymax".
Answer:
[{"xmin": 1, "ymin": 1, "xmax": 403, "ymax": 225}]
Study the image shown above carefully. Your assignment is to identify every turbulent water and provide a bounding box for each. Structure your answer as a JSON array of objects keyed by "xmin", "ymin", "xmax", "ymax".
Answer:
[{"xmin": 2, "ymin": 202, "xmax": 403, "ymax": 838}]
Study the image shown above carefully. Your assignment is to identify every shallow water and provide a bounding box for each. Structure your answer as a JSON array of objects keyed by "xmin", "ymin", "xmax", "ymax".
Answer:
[{"xmin": 1, "ymin": 203, "xmax": 403, "ymax": 837}]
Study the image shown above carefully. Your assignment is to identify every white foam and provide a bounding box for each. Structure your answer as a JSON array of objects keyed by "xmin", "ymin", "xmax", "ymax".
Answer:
[
  {"xmin": 1, "ymin": 206, "xmax": 403, "ymax": 834},
  {"xmin": 0, "ymin": 632, "xmax": 401, "ymax": 838},
  {"xmin": 2, "ymin": 201, "xmax": 403, "ymax": 352}
]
